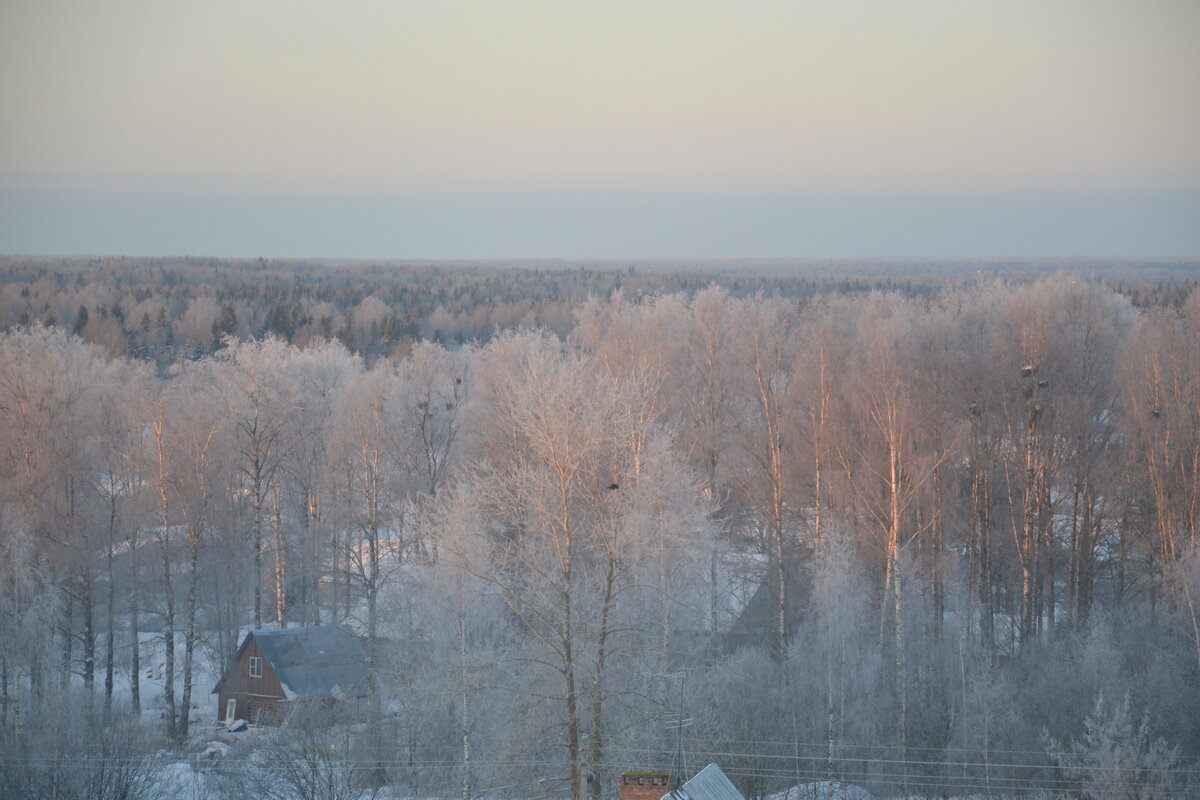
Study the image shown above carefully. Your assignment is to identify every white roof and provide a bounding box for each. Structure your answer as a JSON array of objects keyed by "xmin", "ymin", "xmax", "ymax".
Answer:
[{"xmin": 666, "ymin": 764, "xmax": 745, "ymax": 800}]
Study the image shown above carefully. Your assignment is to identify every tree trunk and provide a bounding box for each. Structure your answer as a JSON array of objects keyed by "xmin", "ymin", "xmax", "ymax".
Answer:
[
  {"xmin": 888, "ymin": 439, "xmax": 908, "ymax": 796},
  {"xmin": 1020, "ymin": 419, "xmax": 1039, "ymax": 644},
  {"xmin": 972, "ymin": 455, "xmax": 995, "ymax": 653},
  {"xmin": 59, "ymin": 592, "xmax": 73, "ymax": 690},
  {"xmin": 253, "ymin": 468, "xmax": 264, "ymax": 629},
  {"xmin": 129, "ymin": 523, "xmax": 141, "ymax": 712},
  {"xmin": 160, "ymin": 545, "xmax": 176, "ymax": 742},
  {"xmin": 1068, "ymin": 480, "xmax": 1081, "ymax": 627},
  {"xmin": 105, "ymin": 511, "xmax": 115, "ymax": 704},
  {"xmin": 894, "ymin": 556, "xmax": 908, "ymax": 798},
  {"xmin": 302, "ymin": 485, "xmax": 318, "ymax": 626},
  {"xmin": 459, "ymin": 575, "xmax": 472, "ymax": 800},
  {"xmin": 563, "ymin": 539, "xmax": 582, "ymax": 800},
  {"xmin": 590, "ymin": 553, "xmax": 617, "ymax": 800},
  {"xmin": 824, "ymin": 627, "xmax": 836, "ymax": 780},
  {"xmin": 179, "ymin": 528, "xmax": 200, "ymax": 743},
  {"xmin": 273, "ymin": 488, "xmax": 286, "ymax": 627},
  {"xmin": 81, "ymin": 567, "xmax": 94, "ymax": 691},
  {"xmin": 129, "ymin": 527, "xmax": 141, "ymax": 710},
  {"xmin": 365, "ymin": 470, "xmax": 381, "ymax": 731},
  {"xmin": 159, "ymin": 490, "xmax": 177, "ymax": 742}
]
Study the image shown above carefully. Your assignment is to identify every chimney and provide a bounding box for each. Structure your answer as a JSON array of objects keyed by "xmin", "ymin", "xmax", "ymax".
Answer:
[{"xmin": 619, "ymin": 772, "xmax": 674, "ymax": 800}]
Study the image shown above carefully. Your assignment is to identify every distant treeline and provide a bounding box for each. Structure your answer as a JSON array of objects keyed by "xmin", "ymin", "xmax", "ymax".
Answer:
[{"xmin": 1, "ymin": 256, "xmax": 1196, "ymax": 361}]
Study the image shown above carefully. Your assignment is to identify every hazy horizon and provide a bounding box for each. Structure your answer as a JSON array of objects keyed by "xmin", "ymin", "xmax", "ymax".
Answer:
[
  {"xmin": 2, "ymin": 1, "xmax": 1198, "ymax": 258},
  {"xmin": 4, "ymin": 189, "xmax": 1199, "ymax": 260}
]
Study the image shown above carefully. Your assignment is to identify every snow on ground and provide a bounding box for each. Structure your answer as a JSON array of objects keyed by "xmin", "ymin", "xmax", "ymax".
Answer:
[
  {"xmin": 765, "ymin": 782, "xmax": 875, "ymax": 800},
  {"xmin": 765, "ymin": 787, "xmax": 1037, "ymax": 800},
  {"xmin": 92, "ymin": 629, "xmax": 226, "ymax": 726},
  {"xmin": 157, "ymin": 759, "xmax": 211, "ymax": 800}
]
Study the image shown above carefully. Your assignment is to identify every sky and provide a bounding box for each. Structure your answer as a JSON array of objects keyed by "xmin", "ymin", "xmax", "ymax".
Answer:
[{"xmin": 1, "ymin": 0, "xmax": 1198, "ymax": 258}]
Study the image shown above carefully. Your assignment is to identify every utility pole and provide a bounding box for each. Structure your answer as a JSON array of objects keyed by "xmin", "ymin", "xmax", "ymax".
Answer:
[{"xmin": 658, "ymin": 670, "xmax": 691, "ymax": 783}]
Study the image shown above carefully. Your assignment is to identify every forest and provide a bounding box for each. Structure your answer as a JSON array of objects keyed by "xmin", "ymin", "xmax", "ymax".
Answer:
[
  {"xmin": 1, "ymin": 255, "xmax": 1195, "ymax": 361},
  {"xmin": 1, "ymin": 261, "xmax": 1199, "ymax": 799}
]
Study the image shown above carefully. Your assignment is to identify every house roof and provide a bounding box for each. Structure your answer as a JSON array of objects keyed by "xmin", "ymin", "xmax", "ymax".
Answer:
[
  {"xmin": 214, "ymin": 626, "xmax": 368, "ymax": 698},
  {"xmin": 724, "ymin": 559, "xmax": 808, "ymax": 654},
  {"xmin": 666, "ymin": 764, "xmax": 745, "ymax": 800}
]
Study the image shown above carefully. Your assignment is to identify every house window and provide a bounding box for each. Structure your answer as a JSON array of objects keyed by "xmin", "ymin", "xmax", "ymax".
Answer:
[{"xmin": 249, "ymin": 656, "xmax": 262, "ymax": 678}]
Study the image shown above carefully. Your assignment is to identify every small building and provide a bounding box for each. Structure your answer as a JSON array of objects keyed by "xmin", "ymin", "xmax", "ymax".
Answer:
[
  {"xmin": 662, "ymin": 764, "xmax": 746, "ymax": 800},
  {"xmin": 212, "ymin": 626, "xmax": 367, "ymax": 726},
  {"xmin": 620, "ymin": 771, "xmax": 674, "ymax": 800}
]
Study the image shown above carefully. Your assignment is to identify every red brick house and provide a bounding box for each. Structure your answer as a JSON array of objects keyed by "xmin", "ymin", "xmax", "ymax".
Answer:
[
  {"xmin": 618, "ymin": 765, "xmax": 743, "ymax": 800},
  {"xmin": 212, "ymin": 626, "xmax": 367, "ymax": 726},
  {"xmin": 619, "ymin": 771, "xmax": 674, "ymax": 800}
]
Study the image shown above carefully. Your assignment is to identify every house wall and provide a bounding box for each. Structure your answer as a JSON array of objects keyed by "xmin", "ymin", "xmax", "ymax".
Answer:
[
  {"xmin": 619, "ymin": 772, "xmax": 674, "ymax": 800},
  {"xmin": 215, "ymin": 636, "xmax": 290, "ymax": 725}
]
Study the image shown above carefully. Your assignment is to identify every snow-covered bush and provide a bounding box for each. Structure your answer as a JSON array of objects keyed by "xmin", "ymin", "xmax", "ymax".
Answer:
[{"xmin": 1044, "ymin": 692, "xmax": 1185, "ymax": 800}]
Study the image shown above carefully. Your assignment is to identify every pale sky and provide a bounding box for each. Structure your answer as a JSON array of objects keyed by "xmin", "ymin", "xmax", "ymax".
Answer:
[{"xmin": 1, "ymin": 0, "xmax": 1198, "ymax": 256}]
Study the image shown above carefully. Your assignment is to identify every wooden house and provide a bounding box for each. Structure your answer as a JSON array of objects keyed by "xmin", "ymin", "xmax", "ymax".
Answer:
[{"xmin": 212, "ymin": 626, "xmax": 367, "ymax": 726}]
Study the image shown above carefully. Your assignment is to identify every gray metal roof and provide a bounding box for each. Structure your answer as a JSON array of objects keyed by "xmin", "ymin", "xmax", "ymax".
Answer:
[
  {"xmin": 250, "ymin": 626, "xmax": 368, "ymax": 698},
  {"xmin": 669, "ymin": 764, "xmax": 746, "ymax": 800}
]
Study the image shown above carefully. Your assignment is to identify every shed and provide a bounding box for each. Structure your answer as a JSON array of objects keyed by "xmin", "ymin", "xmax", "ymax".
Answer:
[
  {"xmin": 212, "ymin": 626, "xmax": 367, "ymax": 726},
  {"xmin": 663, "ymin": 764, "xmax": 746, "ymax": 800}
]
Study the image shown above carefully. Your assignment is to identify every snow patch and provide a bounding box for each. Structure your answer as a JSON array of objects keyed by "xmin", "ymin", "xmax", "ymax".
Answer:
[
  {"xmin": 765, "ymin": 782, "xmax": 875, "ymax": 800},
  {"xmin": 203, "ymin": 741, "xmax": 228, "ymax": 759}
]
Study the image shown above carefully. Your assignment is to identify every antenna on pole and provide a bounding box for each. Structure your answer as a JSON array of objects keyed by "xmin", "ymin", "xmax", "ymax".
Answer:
[{"xmin": 658, "ymin": 670, "xmax": 691, "ymax": 785}]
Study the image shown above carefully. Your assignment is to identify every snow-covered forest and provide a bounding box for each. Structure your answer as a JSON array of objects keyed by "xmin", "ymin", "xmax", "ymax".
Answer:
[{"xmin": 2, "ymin": 268, "xmax": 1200, "ymax": 798}]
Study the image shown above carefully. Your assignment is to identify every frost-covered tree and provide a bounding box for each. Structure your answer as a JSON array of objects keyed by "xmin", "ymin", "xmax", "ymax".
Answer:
[{"xmin": 1045, "ymin": 692, "xmax": 1183, "ymax": 800}]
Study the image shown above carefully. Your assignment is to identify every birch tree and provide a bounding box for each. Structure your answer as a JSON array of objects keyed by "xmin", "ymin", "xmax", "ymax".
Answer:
[
  {"xmin": 730, "ymin": 297, "xmax": 805, "ymax": 657},
  {"xmin": 456, "ymin": 332, "xmax": 618, "ymax": 800},
  {"xmin": 219, "ymin": 337, "xmax": 296, "ymax": 629}
]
